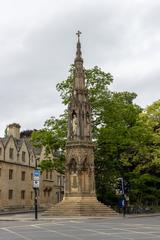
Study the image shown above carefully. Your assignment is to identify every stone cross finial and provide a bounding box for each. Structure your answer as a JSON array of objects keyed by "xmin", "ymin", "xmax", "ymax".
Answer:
[{"xmin": 76, "ymin": 31, "xmax": 82, "ymax": 41}]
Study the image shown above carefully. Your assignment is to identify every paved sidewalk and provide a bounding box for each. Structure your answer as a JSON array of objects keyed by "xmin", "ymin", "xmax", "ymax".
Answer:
[
  {"xmin": 0, "ymin": 213, "xmax": 121, "ymax": 221},
  {"xmin": 0, "ymin": 212, "xmax": 160, "ymax": 221}
]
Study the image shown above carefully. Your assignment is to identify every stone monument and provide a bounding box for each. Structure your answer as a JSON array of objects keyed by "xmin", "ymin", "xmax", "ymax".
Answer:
[{"xmin": 44, "ymin": 32, "xmax": 117, "ymax": 216}]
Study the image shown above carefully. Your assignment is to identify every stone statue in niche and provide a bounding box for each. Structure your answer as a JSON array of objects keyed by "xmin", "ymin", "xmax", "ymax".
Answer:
[{"xmin": 72, "ymin": 110, "xmax": 78, "ymax": 136}]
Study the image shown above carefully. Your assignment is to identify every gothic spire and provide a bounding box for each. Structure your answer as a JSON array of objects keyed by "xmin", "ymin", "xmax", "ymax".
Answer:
[
  {"xmin": 74, "ymin": 31, "xmax": 85, "ymax": 91},
  {"xmin": 75, "ymin": 30, "xmax": 83, "ymax": 63}
]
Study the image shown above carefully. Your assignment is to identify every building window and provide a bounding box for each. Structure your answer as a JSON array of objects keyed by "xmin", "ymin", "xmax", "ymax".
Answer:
[
  {"xmin": 31, "ymin": 173, "xmax": 33, "ymax": 180},
  {"xmin": 9, "ymin": 169, "xmax": 13, "ymax": 180},
  {"xmin": 22, "ymin": 151, "xmax": 26, "ymax": 162},
  {"xmin": 21, "ymin": 171, "xmax": 25, "ymax": 181},
  {"xmin": 21, "ymin": 190, "xmax": 25, "ymax": 200},
  {"xmin": 0, "ymin": 147, "xmax": 2, "ymax": 155},
  {"xmin": 8, "ymin": 190, "xmax": 13, "ymax": 199},
  {"xmin": 9, "ymin": 148, "xmax": 14, "ymax": 159}
]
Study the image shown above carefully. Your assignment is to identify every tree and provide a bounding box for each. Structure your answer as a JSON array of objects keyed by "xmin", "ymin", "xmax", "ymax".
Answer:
[
  {"xmin": 128, "ymin": 100, "xmax": 160, "ymax": 206},
  {"xmin": 109, "ymin": 99, "xmax": 160, "ymax": 206},
  {"xmin": 32, "ymin": 64, "xmax": 160, "ymax": 208},
  {"xmin": 31, "ymin": 114, "xmax": 67, "ymax": 172},
  {"xmin": 36, "ymin": 65, "xmax": 144, "ymax": 206},
  {"xmin": 56, "ymin": 65, "xmax": 113, "ymax": 136},
  {"xmin": 32, "ymin": 65, "xmax": 113, "ymax": 171},
  {"xmin": 95, "ymin": 91, "xmax": 143, "ymax": 205}
]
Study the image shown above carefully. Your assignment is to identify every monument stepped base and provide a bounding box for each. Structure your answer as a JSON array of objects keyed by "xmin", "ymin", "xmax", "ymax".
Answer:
[{"xmin": 43, "ymin": 197, "xmax": 118, "ymax": 217}]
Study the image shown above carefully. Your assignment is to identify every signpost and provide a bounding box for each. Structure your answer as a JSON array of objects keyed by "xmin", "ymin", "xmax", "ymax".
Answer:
[{"xmin": 33, "ymin": 169, "xmax": 40, "ymax": 220}]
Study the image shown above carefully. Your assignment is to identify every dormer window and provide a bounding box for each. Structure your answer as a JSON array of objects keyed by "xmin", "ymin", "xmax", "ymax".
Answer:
[
  {"xmin": 22, "ymin": 151, "xmax": 26, "ymax": 162},
  {"xmin": 9, "ymin": 148, "xmax": 14, "ymax": 159}
]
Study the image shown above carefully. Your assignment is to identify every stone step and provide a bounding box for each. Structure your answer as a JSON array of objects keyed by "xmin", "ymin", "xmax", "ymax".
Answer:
[
  {"xmin": 47, "ymin": 206, "xmax": 115, "ymax": 212},
  {"xmin": 43, "ymin": 204, "xmax": 118, "ymax": 216},
  {"xmin": 45, "ymin": 205, "xmax": 114, "ymax": 210},
  {"xmin": 45, "ymin": 209, "xmax": 116, "ymax": 213},
  {"xmin": 43, "ymin": 197, "xmax": 118, "ymax": 217},
  {"xmin": 45, "ymin": 212, "xmax": 117, "ymax": 216},
  {"xmin": 44, "ymin": 212, "xmax": 118, "ymax": 216}
]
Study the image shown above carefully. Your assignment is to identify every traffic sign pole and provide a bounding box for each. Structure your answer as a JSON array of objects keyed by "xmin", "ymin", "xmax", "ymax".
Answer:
[
  {"xmin": 117, "ymin": 177, "xmax": 126, "ymax": 217},
  {"xmin": 33, "ymin": 169, "xmax": 40, "ymax": 220},
  {"xmin": 34, "ymin": 188, "xmax": 38, "ymax": 220}
]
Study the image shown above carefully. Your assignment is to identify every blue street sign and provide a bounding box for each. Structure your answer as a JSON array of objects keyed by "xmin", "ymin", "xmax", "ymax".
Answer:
[
  {"xmin": 33, "ymin": 169, "xmax": 40, "ymax": 182},
  {"xmin": 33, "ymin": 169, "xmax": 40, "ymax": 177}
]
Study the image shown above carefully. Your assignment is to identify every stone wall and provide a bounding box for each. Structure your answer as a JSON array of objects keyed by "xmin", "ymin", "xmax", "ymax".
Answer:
[{"xmin": 0, "ymin": 125, "xmax": 64, "ymax": 211}]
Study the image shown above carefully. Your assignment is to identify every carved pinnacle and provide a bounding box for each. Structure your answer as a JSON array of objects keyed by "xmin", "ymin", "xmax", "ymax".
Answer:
[{"xmin": 76, "ymin": 30, "xmax": 82, "ymax": 41}]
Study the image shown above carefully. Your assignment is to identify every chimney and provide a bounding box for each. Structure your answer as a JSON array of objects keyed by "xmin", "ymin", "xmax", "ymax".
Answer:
[{"xmin": 7, "ymin": 123, "xmax": 21, "ymax": 139}]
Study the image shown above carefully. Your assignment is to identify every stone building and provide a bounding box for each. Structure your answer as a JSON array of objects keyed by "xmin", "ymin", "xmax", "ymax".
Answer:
[{"xmin": 0, "ymin": 123, "xmax": 64, "ymax": 211}]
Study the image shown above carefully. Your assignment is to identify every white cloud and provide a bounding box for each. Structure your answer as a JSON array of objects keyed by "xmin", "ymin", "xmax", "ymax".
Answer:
[{"xmin": 0, "ymin": 0, "xmax": 160, "ymax": 135}]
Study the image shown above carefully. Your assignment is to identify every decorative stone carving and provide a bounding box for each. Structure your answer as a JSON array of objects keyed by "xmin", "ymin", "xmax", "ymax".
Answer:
[
  {"xmin": 64, "ymin": 31, "xmax": 96, "ymax": 198},
  {"xmin": 43, "ymin": 32, "xmax": 118, "ymax": 217},
  {"xmin": 72, "ymin": 110, "xmax": 78, "ymax": 136},
  {"xmin": 68, "ymin": 158, "xmax": 77, "ymax": 173}
]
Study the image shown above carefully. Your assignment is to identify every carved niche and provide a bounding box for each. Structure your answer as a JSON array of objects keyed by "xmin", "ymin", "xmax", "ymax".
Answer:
[
  {"xmin": 68, "ymin": 158, "xmax": 78, "ymax": 192},
  {"xmin": 71, "ymin": 110, "xmax": 78, "ymax": 137}
]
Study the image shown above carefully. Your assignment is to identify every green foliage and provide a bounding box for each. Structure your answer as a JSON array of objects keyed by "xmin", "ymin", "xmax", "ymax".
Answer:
[
  {"xmin": 56, "ymin": 65, "xmax": 113, "ymax": 134},
  {"xmin": 31, "ymin": 114, "xmax": 67, "ymax": 172},
  {"xmin": 56, "ymin": 65, "xmax": 113, "ymax": 107},
  {"xmin": 4, "ymin": 127, "xmax": 8, "ymax": 138},
  {"xmin": 32, "ymin": 114, "xmax": 67, "ymax": 152},
  {"xmin": 39, "ymin": 155, "xmax": 65, "ymax": 174},
  {"xmin": 95, "ymin": 91, "xmax": 143, "ymax": 204},
  {"xmin": 39, "ymin": 159, "xmax": 54, "ymax": 171},
  {"xmin": 128, "ymin": 100, "xmax": 160, "ymax": 205},
  {"xmin": 110, "ymin": 99, "xmax": 160, "ymax": 206},
  {"xmin": 32, "ymin": 63, "xmax": 160, "ymax": 207},
  {"xmin": 20, "ymin": 130, "xmax": 35, "ymax": 138}
]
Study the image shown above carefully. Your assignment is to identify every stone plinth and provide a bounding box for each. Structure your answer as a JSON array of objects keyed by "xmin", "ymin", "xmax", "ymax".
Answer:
[{"xmin": 43, "ymin": 197, "xmax": 118, "ymax": 217}]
